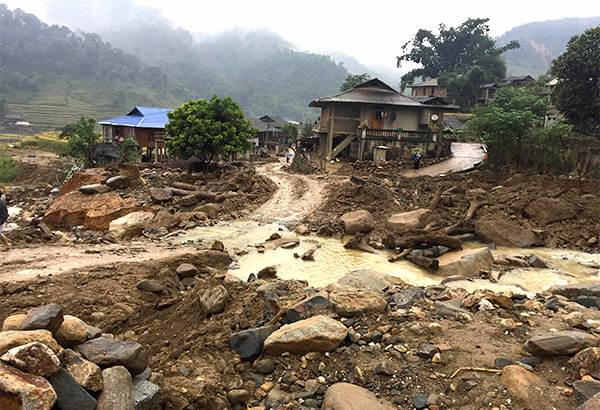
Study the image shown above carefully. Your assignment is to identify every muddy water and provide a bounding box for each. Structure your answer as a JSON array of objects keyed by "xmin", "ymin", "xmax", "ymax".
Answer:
[{"xmin": 175, "ymin": 220, "xmax": 600, "ymax": 293}]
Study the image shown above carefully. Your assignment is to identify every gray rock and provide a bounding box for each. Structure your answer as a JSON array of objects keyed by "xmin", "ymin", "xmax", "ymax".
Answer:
[
  {"xmin": 47, "ymin": 367, "xmax": 97, "ymax": 410},
  {"xmin": 552, "ymin": 282, "xmax": 600, "ymax": 299},
  {"xmin": 76, "ymin": 338, "xmax": 149, "ymax": 376},
  {"xmin": 435, "ymin": 301, "xmax": 470, "ymax": 317},
  {"xmin": 178, "ymin": 194, "xmax": 198, "ymax": 207},
  {"xmin": 390, "ymin": 287, "xmax": 424, "ymax": 309},
  {"xmin": 494, "ymin": 357, "xmax": 513, "ymax": 369},
  {"xmin": 417, "ymin": 344, "xmax": 440, "ymax": 360},
  {"xmin": 132, "ymin": 378, "xmax": 162, "ymax": 410},
  {"xmin": 327, "ymin": 270, "xmax": 406, "ymax": 293},
  {"xmin": 19, "ymin": 303, "xmax": 64, "ymax": 333},
  {"xmin": 149, "ymin": 187, "xmax": 173, "ymax": 203},
  {"xmin": 474, "ymin": 219, "xmax": 542, "ymax": 248},
  {"xmin": 256, "ymin": 359, "xmax": 276, "ymax": 374},
  {"xmin": 136, "ymin": 279, "xmax": 164, "ymax": 293},
  {"xmin": 227, "ymin": 389, "xmax": 251, "ymax": 406},
  {"xmin": 578, "ymin": 392, "xmax": 600, "ymax": 410},
  {"xmin": 573, "ymin": 296, "xmax": 600, "ymax": 310},
  {"xmin": 574, "ymin": 379, "xmax": 600, "ymax": 405},
  {"xmin": 79, "ymin": 184, "xmax": 110, "ymax": 194},
  {"xmin": 413, "ymin": 394, "xmax": 429, "ymax": 410},
  {"xmin": 524, "ymin": 331, "xmax": 600, "ymax": 357},
  {"xmin": 527, "ymin": 254, "xmax": 547, "ymax": 268},
  {"xmin": 176, "ymin": 263, "xmax": 198, "ymax": 279},
  {"xmin": 228, "ymin": 325, "xmax": 276, "ymax": 361},
  {"xmin": 286, "ymin": 292, "xmax": 328, "ymax": 323},
  {"xmin": 106, "ymin": 175, "xmax": 130, "ymax": 189},
  {"xmin": 97, "ymin": 366, "xmax": 135, "ymax": 410},
  {"xmin": 198, "ymin": 284, "xmax": 229, "ymax": 314}
]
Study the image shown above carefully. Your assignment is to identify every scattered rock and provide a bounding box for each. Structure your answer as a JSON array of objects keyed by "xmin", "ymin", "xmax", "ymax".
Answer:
[
  {"xmin": 0, "ymin": 361, "xmax": 57, "ymax": 409},
  {"xmin": 19, "ymin": 304, "xmax": 64, "ymax": 334},
  {"xmin": 386, "ymin": 209, "xmax": 439, "ymax": 231},
  {"xmin": 61, "ymin": 349, "xmax": 104, "ymax": 392},
  {"xmin": 197, "ymin": 285, "xmax": 229, "ymax": 315},
  {"xmin": 47, "ymin": 367, "xmax": 97, "ymax": 410},
  {"xmin": 573, "ymin": 379, "xmax": 600, "ymax": 405},
  {"xmin": 106, "ymin": 175, "xmax": 130, "ymax": 189},
  {"xmin": 96, "ymin": 366, "xmax": 135, "ymax": 410},
  {"xmin": 340, "ymin": 210, "xmax": 375, "ymax": 234},
  {"xmin": 524, "ymin": 331, "xmax": 600, "ymax": 357},
  {"xmin": 566, "ymin": 347, "xmax": 600, "ymax": 381},
  {"xmin": 500, "ymin": 365, "xmax": 544, "ymax": 404},
  {"xmin": 79, "ymin": 184, "xmax": 110, "ymax": 195},
  {"xmin": 109, "ymin": 211, "xmax": 155, "ymax": 239},
  {"xmin": 389, "ymin": 287, "xmax": 424, "ymax": 309},
  {"xmin": 263, "ymin": 315, "xmax": 348, "ymax": 355},
  {"xmin": 136, "ymin": 279, "xmax": 164, "ymax": 293},
  {"xmin": 55, "ymin": 315, "xmax": 88, "ymax": 347},
  {"xmin": 176, "ymin": 263, "xmax": 199, "ymax": 279},
  {"xmin": 321, "ymin": 382, "xmax": 397, "ymax": 410},
  {"xmin": 228, "ymin": 326, "xmax": 277, "ymax": 362},
  {"xmin": 436, "ymin": 247, "xmax": 495, "ymax": 278},
  {"xmin": 0, "ymin": 342, "xmax": 60, "ymax": 377},
  {"xmin": 286, "ymin": 292, "xmax": 329, "ymax": 323},
  {"xmin": 329, "ymin": 290, "xmax": 387, "ymax": 317},
  {"xmin": 149, "ymin": 187, "xmax": 173, "ymax": 203},
  {"xmin": 75, "ymin": 338, "xmax": 149, "ymax": 376},
  {"xmin": 132, "ymin": 378, "xmax": 162, "ymax": 410}
]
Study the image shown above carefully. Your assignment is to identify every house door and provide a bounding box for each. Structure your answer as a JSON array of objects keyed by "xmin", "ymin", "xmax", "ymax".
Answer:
[{"xmin": 370, "ymin": 110, "xmax": 383, "ymax": 129}]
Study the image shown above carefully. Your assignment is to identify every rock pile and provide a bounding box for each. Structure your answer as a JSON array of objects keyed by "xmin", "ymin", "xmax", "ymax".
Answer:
[{"xmin": 0, "ymin": 304, "xmax": 160, "ymax": 409}]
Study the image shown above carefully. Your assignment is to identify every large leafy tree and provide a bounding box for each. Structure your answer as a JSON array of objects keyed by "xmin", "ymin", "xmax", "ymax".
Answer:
[
  {"xmin": 467, "ymin": 87, "xmax": 547, "ymax": 168},
  {"xmin": 340, "ymin": 73, "xmax": 371, "ymax": 91},
  {"xmin": 397, "ymin": 18, "xmax": 519, "ymax": 108},
  {"xmin": 550, "ymin": 27, "xmax": 600, "ymax": 140},
  {"xmin": 165, "ymin": 96, "xmax": 256, "ymax": 170},
  {"xmin": 59, "ymin": 116, "xmax": 102, "ymax": 166}
]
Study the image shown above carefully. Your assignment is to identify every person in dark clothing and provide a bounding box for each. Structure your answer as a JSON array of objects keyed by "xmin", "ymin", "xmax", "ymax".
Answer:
[
  {"xmin": 413, "ymin": 150, "xmax": 422, "ymax": 172},
  {"xmin": 0, "ymin": 190, "xmax": 11, "ymax": 251}
]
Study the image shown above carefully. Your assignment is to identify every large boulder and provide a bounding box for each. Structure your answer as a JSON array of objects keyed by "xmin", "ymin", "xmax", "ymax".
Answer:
[
  {"xmin": 229, "ymin": 325, "xmax": 277, "ymax": 362},
  {"xmin": 326, "ymin": 270, "xmax": 405, "ymax": 293},
  {"xmin": 500, "ymin": 365, "xmax": 544, "ymax": 404},
  {"xmin": 436, "ymin": 247, "xmax": 495, "ymax": 278},
  {"xmin": 0, "ymin": 361, "xmax": 57, "ymax": 410},
  {"xmin": 386, "ymin": 209, "xmax": 439, "ymax": 231},
  {"xmin": 340, "ymin": 210, "xmax": 375, "ymax": 234},
  {"xmin": 524, "ymin": 197, "xmax": 577, "ymax": 224},
  {"xmin": 263, "ymin": 315, "xmax": 347, "ymax": 355},
  {"xmin": 96, "ymin": 366, "xmax": 135, "ymax": 410},
  {"xmin": 474, "ymin": 219, "xmax": 542, "ymax": 248},
  {"xmin": 0, "ymin": 330, "xmax": 61, "ymax": 355},
  {"xmin": 75, "ymin": 338, "xmax": 149, "ymax": 376},
  {"xmin": 19, "ymin": 304, "xmax": 64, "ymax": 334},
  {"xmin": 329, "ymin": 290, "xmax": 387, "ymax": 317},
  {"xmin": 321, "ymin": 382, "xmax": 397, "ymax": 410},
  {"xmin": 0, "ymin": 342, "xmax": 60, "ymax": 377},
  {"xmin": 552, "ymin": 282, "xmax": 600, "ymax": 299},
  {"xmin": 524, "ymin": 331, "xmax": 600, "ymax": 357},
  {"xmin": 44, "ymin": 191, "xmax": 140, "ymax": 230},
  {"xmin": 59, "ymin": 172, "xmax": 103, "ymax": 196},
  {"xmin": 109, "ymin": 211, "xmax": 154, "ymax": 239}
]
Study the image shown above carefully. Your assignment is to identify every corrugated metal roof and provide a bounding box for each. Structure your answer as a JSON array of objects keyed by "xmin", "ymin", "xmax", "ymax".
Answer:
[
  {"xmin": 408, "ymin": 78, "xmax": 439, "ymax": 88},
  {"xmin": 99, "ymin": 106, "xmax": 173, "ymax": 129},
  {"xmin": 309, "ymin": 78, "xmax": 458, "ymax": 109}
]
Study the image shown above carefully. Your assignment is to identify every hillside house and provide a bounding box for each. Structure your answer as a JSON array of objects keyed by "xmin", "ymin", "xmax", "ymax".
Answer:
[
  {"xmin": 249, "ymin": 115, "xmax": 291, "ymax": 153},
  {"xmin": 308, "ymin": 78, "xmax": 459, "ymax": 168},
  {"xmin": 407, "ymin": 78, "xmax": 447, "ymax": 98},
  {"xmin": 99, "ymin": 106, "xmax": 172, "ymax": 162}
]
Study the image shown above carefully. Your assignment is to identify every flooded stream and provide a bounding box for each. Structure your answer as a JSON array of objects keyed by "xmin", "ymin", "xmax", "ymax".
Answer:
[{"xmin": 174, "ymin": 220, "xmax": 600, "ymax": 294}]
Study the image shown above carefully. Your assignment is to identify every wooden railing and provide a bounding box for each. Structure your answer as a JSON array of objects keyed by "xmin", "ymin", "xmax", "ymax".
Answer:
[{"xmin": 365, "ymin": 128, "xmax": 434, "ymax": 141}]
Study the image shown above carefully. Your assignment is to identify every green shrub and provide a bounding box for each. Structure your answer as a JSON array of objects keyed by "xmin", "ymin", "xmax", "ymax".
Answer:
[{"xmin": 0, "ymin": 157, "xmax": 21, "ymax": 183}]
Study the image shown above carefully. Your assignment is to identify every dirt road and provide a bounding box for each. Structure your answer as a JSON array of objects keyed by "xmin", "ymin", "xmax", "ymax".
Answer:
[
  {"xmin": 251, "ymin": 160, "xmax": 330, "ymax": 224},
  {"xmin": 404, "ymin": 142, "xmax": 486, "ymax": 177}
]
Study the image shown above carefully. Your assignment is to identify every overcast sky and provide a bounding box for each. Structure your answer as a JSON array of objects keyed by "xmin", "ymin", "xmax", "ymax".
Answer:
[{"xmin": 5, "ymin": 0, "xmax": 600, "ymax": 68}]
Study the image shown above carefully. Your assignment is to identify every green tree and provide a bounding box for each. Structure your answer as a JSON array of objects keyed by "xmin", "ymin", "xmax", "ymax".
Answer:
[
  {"xmin": 397, "ymin": 18, "xmax": 519, "ymax": 108},
  {"xmin": 340, "ymin": 73, "xmax": 371, "ymax": 91},
  {"xmin": 550, "ymin": 27, "xmax": 600, "ymax": 139},
  {"xmin": 59, "ymin": 116, "xmax": 101, "ymax": 166},
  {"xmin": 467, "ymin": 87, "xmax": 547, "ymax": 168},
  {"xmin": 165, "ymin": 96, "xmax": 256, "ymax": 171},
  {"xmin": 117, "ymin": 138, "xmax": 140, "ymax": 163}
]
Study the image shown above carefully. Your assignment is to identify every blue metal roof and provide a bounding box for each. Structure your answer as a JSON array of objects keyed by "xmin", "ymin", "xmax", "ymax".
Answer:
[{"xmin": 99, "ymin": 106, "xmax": 173, "ymax": 129}]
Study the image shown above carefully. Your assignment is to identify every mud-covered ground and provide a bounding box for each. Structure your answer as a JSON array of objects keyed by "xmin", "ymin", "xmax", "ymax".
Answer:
[{"xmin": 1, "ymin": 148, "xmax": 600, "ymax": 409}]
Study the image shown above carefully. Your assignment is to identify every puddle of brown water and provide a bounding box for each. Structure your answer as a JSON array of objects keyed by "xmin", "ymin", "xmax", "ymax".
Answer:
[{"xmin": 175, "ymin": 221, "xmax": 600, "ymax": 292}]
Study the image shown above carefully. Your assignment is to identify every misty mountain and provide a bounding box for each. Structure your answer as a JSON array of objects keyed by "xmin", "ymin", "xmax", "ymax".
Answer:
[
  {"xmin": 96, "ymin": 21, "xmax": 350, "ymax": 120},
  {"xmin": 497, "ymin": 17, "xmax": 600, "ymax": 77}
]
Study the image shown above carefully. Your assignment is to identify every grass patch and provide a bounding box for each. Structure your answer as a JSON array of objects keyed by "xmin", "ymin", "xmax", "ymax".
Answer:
[
  {"xmin": 20, "ymin": 132, "xmax": 69, "ymax": 155},
  {"xmin": 0, "ymin": 157, "xmax": 21, "ymax": 184}
]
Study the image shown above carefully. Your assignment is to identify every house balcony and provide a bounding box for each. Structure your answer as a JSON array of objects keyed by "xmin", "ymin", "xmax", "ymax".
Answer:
[{"xmin": 364, "ymin": 128, "xmax": 434, "ymax": 142}]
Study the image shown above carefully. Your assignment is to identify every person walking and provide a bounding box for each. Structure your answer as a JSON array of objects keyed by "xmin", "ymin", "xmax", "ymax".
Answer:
[
  {"xmin": 0, "ymin": 190, "xmax": 11, "ymax": 251},
  {"xmin": 413, "ymin": 150, "xmax": 422, "ymax": 173}
]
